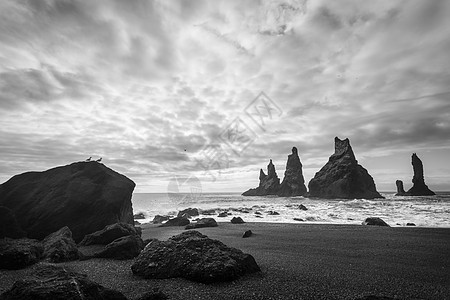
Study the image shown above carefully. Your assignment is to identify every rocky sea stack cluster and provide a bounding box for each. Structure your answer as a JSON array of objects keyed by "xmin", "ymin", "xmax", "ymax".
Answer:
[
  {"xmin": 243, "ymin": 137, "xmax": 383, "ymax": 199},
  {"xmin": 395, "ymin": 153, "xmax": 435, "ymax": 196}
]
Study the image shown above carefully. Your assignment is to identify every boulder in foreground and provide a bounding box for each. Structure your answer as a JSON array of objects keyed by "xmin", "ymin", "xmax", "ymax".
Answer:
[
  {"xmin": 0, "ymin": 161, "xmax": 135, "ymax": 242},
  {"xmin": 131, "ymin": 230, "xmax": 260, "ymax": 283},
  {"xmin": 42, "ymin": 226, "xmax": 80, "ymax": 263},
  {"xmin": 308, "ymin": 137, "xmax": 383, "ymax": 199},
  {"xmin": 0, "ymin": 264, "xmax": 127, "ymax": 300},
  {"xmin": 0, "ymin": 238, "xmax": 43, "ymax": 270},
  {"xmin": 362, "ymin": 217, "xmax": 390, "ymax": 227}
]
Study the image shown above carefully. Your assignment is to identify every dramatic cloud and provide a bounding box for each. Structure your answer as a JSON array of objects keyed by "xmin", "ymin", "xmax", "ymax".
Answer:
[{"xmin": 1, "ymin": 0, "xmax": 449, "ymax": 192}]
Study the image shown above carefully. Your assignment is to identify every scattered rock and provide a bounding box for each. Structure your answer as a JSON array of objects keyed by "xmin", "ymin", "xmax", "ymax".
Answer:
[
  {"xmin": 185, "ymin": 218, "xmax": 218, "ymax": 229},
  {"xmin": 134, "ymin": 212, "xmax": 146, "ymax": 219},
  {"xmin": 308, "ymin": 137, "xmax": 383, "ymax": 199},
  {"xmin": 152, "ymin": 215, "xmax": 170, "ymax": 224},
  {"xmin": 406, "ymin": 153, "xmax": 435, "ymax": 196},
  {"xmin": 217, "ymin": 211, "xmax": 229, "ymax": 217},
  {"xmin": 79, "ymin": 222, "xmax": 139, "ymax": 246},
  {"xmin": 0, "ymin": 264, "xmax": 127, "ymax": 299},
  {"xmin": 242, "ymin": 159, "xmax": 281, "ymax": 196},
  {"xmin": 254, "ymin": 211, "xmax": 262, "ymax": 215},
  {"xmin": 159, "ymin": 217, "xmax": 190, "ymax": 227},
  {"xmin": 395, "ymin": 180, "xmax": 407, "ymax": 196},
  {"xmin": 298, "ymin": 204, "xmax": 308, "ymax": 211},
  {"xmin": 199, "ymin": 209, "xmax": 217, "ymax": 215},
  {"xmin": 406, "ymin": 223, "xmax": 416, "ymax": 226},
  {"xmin": 255, "ymin": 215, "xmax": 263, "ymax": 218},
  {"xmin": 242, "ymin": 230, "xmax": 253, "ymax": 238},
  {"xmin": 267, "ymin": 211, "xmax": 280, "ymax": 215},
  {"xmin": 131, "ymin": 231, "xmax": 260, "ymax": 283},
  {"xmin": 0, "ymin": 162, "xmax": 135, "ymax": 242},
  {"xmin": 0, "ymin": 238, "xmax": 43, "ymax": 270},
  {"xmin": 136, "ymin": 288, "xmax": 169, "ymax": 300},
  {"xmin": 231, "ymin": 217, "xmax": 245, "ymax": 224},
  {"xmin": 94, "ymin": 235, "xmax": 144, "ymax": 260},
  {"xmin": 362, "ymin": 217, "xmax": 390, "ymax": 227},
  {"xmin": 278, "ymin": 147, "xmax": 307, "ymax": 197},
  {"xmin": 177, "ymin": 208, "xmax": 199, "ymax": 219},
  {"xmin": 293, "ymin": 218, "xmax": 304, "ymax": 222},
  {"xmin": 42, "ymin": 226, "xmax": 80, "ymax": 263},
  {"xmin": 0, "ymin": 206, "xmax": 26, "ymax": 239}
]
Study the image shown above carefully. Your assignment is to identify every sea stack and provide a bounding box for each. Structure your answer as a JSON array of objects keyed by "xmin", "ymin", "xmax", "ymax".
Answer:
[
  {"xmin": 406, "ymin": 153, "xmax": 435, "ymax": 196},
  {"xmin": 395, "ymin": 180, "xmax": 407, "ymax": 196},
  {"xmin": 277, "ymin": 147, "xmax": 307, "ymax": 197},
  {"xmin": 308, "ymin": 137, "xmax": 383, "ymax": 199},
  {"xmin": 242, "ymin": 159, "xmax": 280, "ymax": 196},
  {"xmin": 0, "ymin": 162, "xmax": 135, "ymax": 242}
]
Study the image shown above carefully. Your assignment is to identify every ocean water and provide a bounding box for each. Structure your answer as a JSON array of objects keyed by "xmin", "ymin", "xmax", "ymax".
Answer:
[{"xmin": 131, "ymin": 192, "xmax": 450, "ymax": 228}]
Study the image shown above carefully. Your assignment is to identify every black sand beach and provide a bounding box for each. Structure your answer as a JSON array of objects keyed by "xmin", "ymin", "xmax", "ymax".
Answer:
[{"xmin": 1, "ymin": 223, "xmax": 449, "ymax": 300}]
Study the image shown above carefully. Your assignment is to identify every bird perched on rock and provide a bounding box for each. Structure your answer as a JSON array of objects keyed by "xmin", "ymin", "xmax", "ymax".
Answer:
[
  {"xmin": 86, "ymin": 157, "xmax": 92, "ymax": 162},
  {"xmin": 96, "ymin": 157, "xmax": 102, "ymax": 162}
]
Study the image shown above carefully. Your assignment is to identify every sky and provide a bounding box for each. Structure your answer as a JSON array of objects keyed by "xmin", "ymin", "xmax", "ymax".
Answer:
[{"xmin": 1, "ymin": 0, "xmax": 450, "ymax": 193}]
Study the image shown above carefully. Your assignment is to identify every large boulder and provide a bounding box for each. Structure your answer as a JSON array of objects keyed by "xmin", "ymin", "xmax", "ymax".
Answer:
[
  {"xmin": 159, "ymin": 217, "xmax": 190, "ymax": 227},
  {"xmin": 185, "ymin": 218, "xmax": 218, "ymax": 229},
  {"xmin": 0, "ymin": 206, "xmax": 26, "ymax": 239},
  {"xmin": 395, "ymin": 180, "xmax": 407, "ymax": 196},
  {"xmin": 0, "ymin": 238, "xmax": 43, "ymax": 270},
  {"xmin": 406, "ymin": 153, "xmax": 435, "ymax": 196},
  {"xmin": 94, "ymin": 235, "xmax": 144, "ymax": 260},
  {"xmin": 242, "ymin": 159, "xmax": 280, "ymax": 196},
  {"xmin": 131, "ymin": 231, "xmax": 260, "ymax": 283},
  {"xmin": 0, "ymin": 162, "xmax": 135, "ymax": 242},
  {"xmin": 278, "ymin": 147, "xmax": 307, "ymax": 197},
  {"xmin": 42, "ymin": 226, "xmax": 80, "ymax": 263},
  {"xmin": 308, "ymin": 137, "xmax": 383, "ymax": 199},
  {"xmin": 79, "ymin": 223, "xmax": 139, "ymax": 246},
  {"xmin": 0, "ymin": 264, "xmax": 127, "ymax": 300}
]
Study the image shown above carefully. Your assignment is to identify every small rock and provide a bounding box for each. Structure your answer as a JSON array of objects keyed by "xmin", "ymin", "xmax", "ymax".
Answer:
[
  {"xmin": 159, "ymin": 217, "xmax": 190, "ymax": 227},
  {"xmin": 298, "ymin": 204, "xmax": 308, "ymax": 211},
  {"xmin": 267, "ymin": 211, "xmax": 280, "ymax": 215},
  {"xmin": 79, "ymin": 222, "xmax": 139, "ymax": 246},
  {"xmin": 254, "ymin": 211, "xmax": 262, "ymax": 215},
  {"xmin": 94, "ymin": 235, "xmax": 144, "ymax": 260},
  {"xmin": 406, "ymin": 223, "xmax": 416, "ymax": 226},
  {"xmin": 177, "ymin": 208, "xmax": 199, "ymax": 219},
  {"xmin": 42, "ymin": 226, "xmax": 80, "ymax": 263},
  {"xmin": 199, "ymin": 209, "xmax": 216, "ymax": 215},
  {"xmin": 185, "ymin": 218, "xmax": 218, "ymax": 229},
  {"xmin": 217, "ymin": 212, "xmax": 228, "ymax": 217},
  {"xmin": 134, "ymin": 220, "xmax": 141, "ymax": 225},
  {"xmin": 231, "ymin": 217, "xmax": 245, "ymax": 224},
  {"xmin": 152, "ymin": 215, "xmax": 170, "ymax": 224},
  {"xmin": 0, "ymin": 238, "xmax": 43, "ymax": 270},
  {"xmin": 242, "ymin": 230, "xmax": 253, "ymax": 238},
  {"xmin": 134, "ymin": 212, "xmax": 146, "ymax": 219},
  {"xmin": 293, "ymin": 218, "xmax": 304, "ymax": 222},
  {"xmin": 362, "ymin": 217, "xmax": 390, "ymax": 227},
  {"xmin": 255, "ymin": 215, "xmax": 263, "ymax": 218}
]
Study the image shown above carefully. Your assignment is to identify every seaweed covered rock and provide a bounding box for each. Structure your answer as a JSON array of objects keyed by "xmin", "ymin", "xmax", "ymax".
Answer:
[
  {"xmin": 0, "ymin": 238, "xmax": 43, "ymax": 270},
  {"xmin": 0, "ymin": 162, "xmax": 135, "ymax": 242},
  {"xmin": 278, "ymin": 147, "xmax": 307, "ymax": 197},
  {"xmin": 131, "ymin": 231, "xmax": 260, "ymax": 283},
  {"xmin": 308, "ymin": 137, "xmax": 383, "ymax": 199},
  {"xmin": 42, "ymin": 226, "xmax": 80, "ymax": 263},
  {"xmin": 242, "ymin": 159, "xmax": 280, "ymax": 196}
]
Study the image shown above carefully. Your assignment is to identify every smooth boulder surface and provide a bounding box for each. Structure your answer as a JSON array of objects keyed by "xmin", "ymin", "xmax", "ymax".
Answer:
[
  {"xmin": 0, "ymin": 238, "xmax": 43, "ymax": 270},
  {"xmin": 80, "ymin": 223, "xmax": 139, "ymax": 246},
  {"xmin": 242, "ymin": 159, "xmax": 281, "ymax": 196},
  {"xmin": 231, "ymin": 217, "xmax": 245, "ymax": 224},
  {"xmin": 0, "ymin": 264, "xmax": 127, "ymax": 300},
  {"xmin": 185, "ymin": 218, "xmax": 218, "ymax": 229},
  {"xmin": 278, "ymin": 147, "xmax": 307, "ymax": 197},
  {"xmin": 131, "ymin": 231, "xmax": 261, "ymax": 283},
  {"xmin": 362, "ymin": 217, "xmax": 390, "ymax": 227},
  {"xmin": 159, "ymin": 217, "xmax": 190, "ymax": 227},
  {"xmin": 94, "ymin": 235, "xmax": 144, "ymax": 260},
  {"xmin": 0, "ymin": 162, "xmax": 135, "ymax": 242},
  {"xmin": 308, "ymin": 137, "xmax": 383, "ymax": 199},
  {"xmin": 406, "ymin": 153, "xmax": 435, "ymax": 196},
  {"xmin": 0, "ymin": 206, "xmax": 26, "ymax": 239},
  {"xmin": 42, "ymin": 226, "xmax": 80, "ymax": 263}
]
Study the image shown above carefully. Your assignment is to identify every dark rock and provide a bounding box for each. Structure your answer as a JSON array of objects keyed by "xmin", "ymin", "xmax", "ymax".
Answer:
[
  {"xmin": 0, "ymin": 162, "xmax": 135, "ymax": 242},
  {"xmin": 185, "ymin": 218, "xmax": 218, "ymax": 229},
  {"xmin": 177, "ymin": 208, "xmax": 199, "ymax": 218},
  {"xmin": 152, "ymin": 215, "xmax": 170, "ymax": 224},
  {"xmin": 134, "ymin": 220, "xmax": 141, "ymax": 225},
  {"xmin": 255, "ymin": 215, "xmax": 263, "ymax": 218},
  {"xmin": 0, "ymin": 264, "xmax": 127, "ymax": 299},
  {"xmin": 94, "ymin": 235, "xmax": 144, "ymax": 260},
  {"xmin": 217, "ymin": 212, "xmax": 229, "ymax": 217},
  {"xmin": 159, "ymin": 217, "xmax": 190, "ymax": 227},
  {"xmin": 406, "ymin": 153, "xmax": 435, "ymax": 196},
  {"xmin": 362, "ymin": 217, "xmax": 390, "ymax": 227},
  {"xmin": 0, "ymin": 238, "xmax": 43, "ymax": 270},
  {"xmin": 231, "ymin": 217, "xmax": 245, "ymax": 224},
  {"xmin": 395, "ymin": 180, "xmax": 407, "ymax": 196},
  {"xmin": 293, "ymin": 218, "xmax": 304, "ymax": 222},
  {"xmin": 136, "ymin": 289, "xmax": 168, "ymax": 300},
  {"xmin": 267, "ymin": 211, "xmax": 280, "ymax": 215},
  {"xmin": 242, "ymin": 230, "xmax": 253, "ymax": 238},
  {"xmin": 308, "ymin": 137, "xmax": 383, "ymax": 199},
  {"xmin": 42, "ymin": 226, "xmax": 80, "ymax": 263},
  {"xmin": 278, "ymin": 147, "xmax": 307, "ymax": 197},
  {"xmin": 255, "ymin": 211, "xmax": 262, "ymax": 215},
  {"xmin": 0, "ymin": 206, "xmax": 26, "ymax": 239},
  {"xmin": 199, "ymin": 209, "xmax": 216, "ymax": 215},
  {"xmin": 298, "ymin": 204, "xmax": 308, "ymax": 211},
  {"xmin": 406, "ymin": 223, "xmax": 416, "ymax": 226},
  {"xmin": 242, "ymin": 159, "xmax": 281, "ymax": 196},
  {"xmin": 79, "ymin": 222, "xmax": 139, "ymax": 246},
  {"xmin": 131, "ymin": 230, "xmax": 260, "ymax": 283},
  {"xmin": 134, "ymin": 212, "xmax": 146, "ymax": 219}
]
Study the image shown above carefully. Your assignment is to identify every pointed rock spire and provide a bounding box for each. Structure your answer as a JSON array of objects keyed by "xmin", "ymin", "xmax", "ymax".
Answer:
[
  {"xmin": 277, "ymin": 147, "xmax": 307, "ymax": 197},
  {"xmin": 242, "ymin": 159, "xmax": 280, "ymax": 196},
  {"xmin": 395, "ymin": 180, "xmax": 407, "ymax": 196},
  {"xmin": 406, "ymin": 153, "xmax": 435, "ymax": 196}
]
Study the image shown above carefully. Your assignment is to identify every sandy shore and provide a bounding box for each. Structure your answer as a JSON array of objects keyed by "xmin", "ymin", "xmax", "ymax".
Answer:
[{"xmin": 1, "ymin": 223, "xmax": 449, "ymax": 299}]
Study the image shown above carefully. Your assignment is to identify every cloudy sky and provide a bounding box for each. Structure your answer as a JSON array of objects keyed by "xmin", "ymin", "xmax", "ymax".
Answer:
[{"xmin": 1, "ymin": 0, "xmax": 449, "ymax": 193}]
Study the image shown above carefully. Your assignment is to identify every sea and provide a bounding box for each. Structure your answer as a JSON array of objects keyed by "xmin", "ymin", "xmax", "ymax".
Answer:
[{"xmin": 131, "ymin": 192, "xmax": 450, "ymax": 228}]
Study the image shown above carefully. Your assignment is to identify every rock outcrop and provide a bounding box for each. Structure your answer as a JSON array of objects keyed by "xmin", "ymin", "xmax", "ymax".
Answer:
[
  {"xmin": 131, "ymin": 231, "xmax": 260, "ymax": 283},
  {"xmin": 0, "ymin": 162, "xmax": 135, "ymax": 242},
  {"xmin": 42, "ymin": 226, "xmax": 80, "ymax": 263},
  {"xmin": 395, "ymin": 180, "xmax": 407, "ymax": 196},
  {"xmin": 242, "ymin": 159, "xmax": 280, "ymax": 196},
  {"xmin": 308, "ymin": 137, "xmax": 383, "ymax": 199},
  {"xmin": 278, "ymin": 147, "xmax": 307, "ymax": 197},
  {"xmin": 0, "ymin": 238, "xmax": 43, "ymax": 270},
  {"xmin": 0, "ymin": 264, "xmax": 127, "ymax": 299},
  {"xmin": 406, "ymin": 153, "xmax": 435, "ymax": 196}
]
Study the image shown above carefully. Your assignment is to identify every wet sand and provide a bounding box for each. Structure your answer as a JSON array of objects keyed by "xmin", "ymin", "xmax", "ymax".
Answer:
[{"xmin": 1, "ymin": 223, "xmax": 449, "ymax": 299}]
